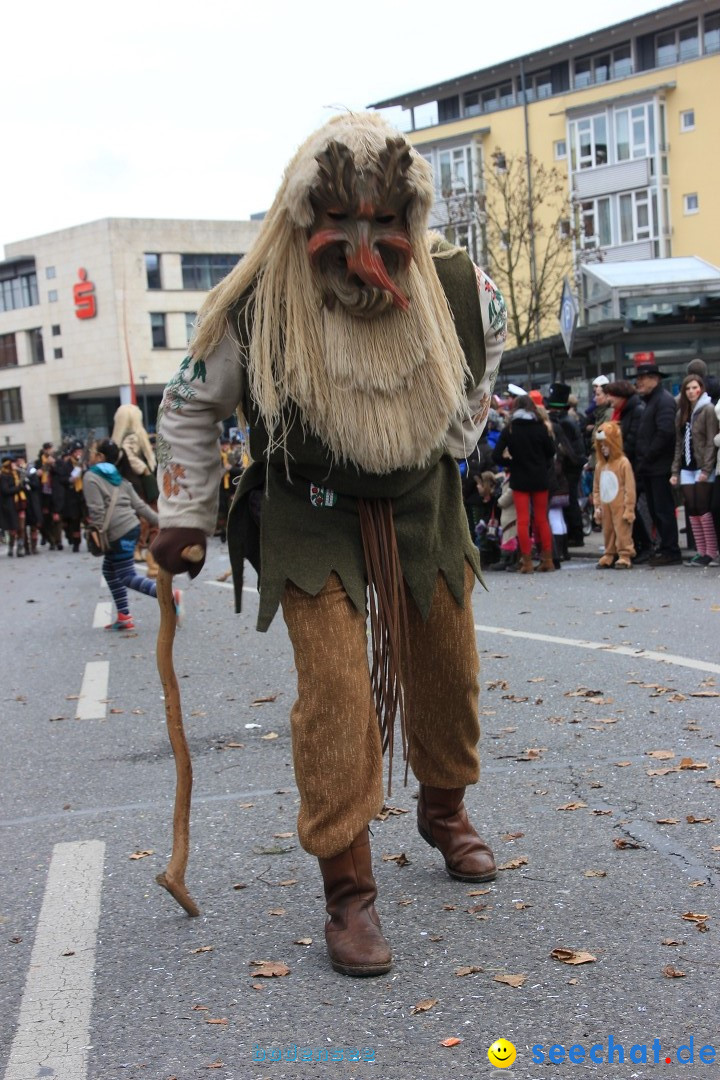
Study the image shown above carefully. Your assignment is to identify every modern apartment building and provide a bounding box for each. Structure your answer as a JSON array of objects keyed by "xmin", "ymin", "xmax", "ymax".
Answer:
[
  {"xmin": 0, "ymin": 218, "xmax": 260, "ymax": 458},
  {"xmin": 370, "ymin": 0, "xmax": 720, "ymax": 387}
]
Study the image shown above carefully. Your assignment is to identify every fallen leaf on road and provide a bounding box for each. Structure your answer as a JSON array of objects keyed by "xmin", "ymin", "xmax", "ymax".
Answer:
[
  {"xmin": 191, "ymin": 946, "xmax": 214, "ymax": 954},
  {"xmin": 613, "ymin": 761, "xmax": 632, "ymax": 767},
  {"xmin": 565, "ymin": 687, "xmax": 604, "ymax": 698},
  {"xmin": 468, "ymin": 888, "xmax": 492, "ymax": 896},
  {"xmin": 129, "ymin": 850, "xmax": 154, "ymax": 860},
  {"xmin": 592, "ymin": 810, "xmax": 613, "ymax": 816},
  {"xmin": 192, "ymin": 1005, "xmax": 209, "ymax": 1010},
  {"xmin": 662, "ymin": 965, "xmax": 686, "ymax": 978},
  {"xmin": 689, "ymin": 881, "xmax": 705, "ymax": 888},
  {"xmin": 646, "ymin": 750, "xmax": 675, "ymax": 759},
  {"xmin": 656, "ymin": 818, "xmax": 679, "ymax": 825},
  {"xmin": 497, "ymin": 857, "xmax": 528, "ymax": 871},
  {"xmin": 686, "ymin": 815, "xmax": 713, "ymax": 825},
  {"xmin": 584, "ymin": 869, "xmax": 607, "ymax": 878},
  {"xmin": 232, "ymin": 883, "xmax": 247, "ymax": 890},
  {"xmin": 690, "ymin": 690, "xmax": 720, "ymax": 697},
  {"xmin": 249, "ymin": 961, "xmax": 290, "ymax": 978},
  {"xmin": 278, "ymin": 879, "xmax": 298, "ymax": 887},
  {"xmin": 551, "ymin": 948, "xmax": 597, "ymax": 965},
  {"xmin": 251, "ymin": 694, "xmax": 278, "ymax": 705},
  {"xmin": 679, "ymin": 758, "xmax": 708, "ymax": 770},
  {"xmin": 493, "ymin": 974, "xmax": 527, "ymax": 988},
  {"xmin": 206, "ymin": 1018, "xmax": 228, "ymax": 1025},
  {"xmin": 205, "ymin": 1062, "xmax": 224, "ymax": 1070},
  {"xmin": 273, "ymin": 831, "xmax": 295, "ymax": 838},
  {"xmin": 557, "ymin": 802, "xmax": 587, "ymax": 811},
  {"xmin": 294, "ymin": 938, "xmax": 312, "ymax": 945},
  {"xmin": 681, "ymin": 912, "xmax": 709, "ymax": 923},
  {"xmin": 613, "ymin": 838, "xmax": 641, "ymax": 849},
  {"xmin": 260, "ymin": 732, "xmax": 279, "ymax": 740},
  {"xmin": 382, "ymin": 853, "xmax": 410, "ymax": 866},
  {"xmin": 661, "ymin": 939, "xmax": 683, "ymax": 946},
  {"xmin": 455, "ymin": 965, "xmax": 483, "ymax": 977},
  {"xmin": 374, "ymin": 804, "xmax": 410, "ymax": 820},
  {"xmin": 440, "ymin": 1038, "xmax": 462, "ymax": 1047},
  {"xmin": 268, "ymin": 909, "xmax": 286, "ymax": 917},
  {"xmin": 647, "ymin": 767, "xmax": 678, "ymax": 777},
  {"xmin": 411, "ymin": 998, "xmax": 438, "ymax": 1013},
  {"xmin": 48, "ymin": 715, "xmax": 66, "ymax": 722},
  {"xmin": 501, "ymin": 832, "xmax": 525, "ymax": 841}
]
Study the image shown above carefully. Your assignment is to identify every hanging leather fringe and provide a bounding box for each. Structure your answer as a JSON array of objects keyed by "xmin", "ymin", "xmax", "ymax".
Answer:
[{"xmin": 357, "ymin": 498, "xmax": 410, "ymax": 795}]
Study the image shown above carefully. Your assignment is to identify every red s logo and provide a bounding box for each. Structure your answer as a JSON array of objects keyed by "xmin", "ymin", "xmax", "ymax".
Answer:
[{"xmin": 74, "ymin": 268, "xmax": 97, "ymax": 319}]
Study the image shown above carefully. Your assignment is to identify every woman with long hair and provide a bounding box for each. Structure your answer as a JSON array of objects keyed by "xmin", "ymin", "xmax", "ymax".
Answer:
[
  {"xmin": 492, "ymin": 395, "xmax": 556, "ymax": 573},
  {"xmin": 670, "ymin": 374, "xmax": 719, "ymax": 566}
]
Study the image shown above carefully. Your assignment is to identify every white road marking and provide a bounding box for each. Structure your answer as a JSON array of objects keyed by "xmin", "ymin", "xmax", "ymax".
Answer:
[
  {"xmin": 206, "ymin": 582, "xmax": 719, "ymax": 674},
  {"xmin": 474, "ymin": 624, "xmax": 720, "ymax": 675},
  {"xmin": 75, "ymin": 662, "xmax": 110, "ymax": 720},
  {"xmin": 92, "ymin": 602, "xmax": 112, "ymax": 628},
  {"xmin": 3, "ymin": 840, "xmax": 105, "ymax": 1080}
]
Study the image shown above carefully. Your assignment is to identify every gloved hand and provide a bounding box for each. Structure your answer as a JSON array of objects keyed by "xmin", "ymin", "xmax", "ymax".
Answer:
[{"xmin": 151, "ymin": 527, "xmax": 207, "ymax": 579}]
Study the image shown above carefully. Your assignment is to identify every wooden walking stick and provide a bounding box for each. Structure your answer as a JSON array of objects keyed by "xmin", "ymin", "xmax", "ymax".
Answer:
[{"xmin": 155, "ymin": 545, "xmax": 204, "ymax": 917}]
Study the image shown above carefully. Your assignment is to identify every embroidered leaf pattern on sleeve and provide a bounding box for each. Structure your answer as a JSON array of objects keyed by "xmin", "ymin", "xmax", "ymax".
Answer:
[{"xmin": 163, "ymin": 355, "xmax": 208, "ymax": 412}]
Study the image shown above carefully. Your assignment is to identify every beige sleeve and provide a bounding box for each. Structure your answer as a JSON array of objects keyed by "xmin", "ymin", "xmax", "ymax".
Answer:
[
  {"xmin": 156, "ymin": 336, "xmax": 245, "ymax": 533},
  {"xmin": 445, "ymin": 265, "xmax": 507, "ymax": 458}
]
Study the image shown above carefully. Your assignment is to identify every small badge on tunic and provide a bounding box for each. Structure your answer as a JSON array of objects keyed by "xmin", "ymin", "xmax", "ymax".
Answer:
[{"xmin": 309, "ymin": 483, "xmax": 337, "ymax": 508}]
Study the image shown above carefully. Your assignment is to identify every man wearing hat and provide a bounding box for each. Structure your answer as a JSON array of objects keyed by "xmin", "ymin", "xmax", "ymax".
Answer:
[
  {"xmin": 634, "ymin": 357, "xmax": 681, "ymax": 566},
  {"xmin": 545, "ymin": 382, "xmax": 586, "ymax": 546},
  {"xmin": 506, "ymin": 382, "xmax": 527, "ymax": 400}
]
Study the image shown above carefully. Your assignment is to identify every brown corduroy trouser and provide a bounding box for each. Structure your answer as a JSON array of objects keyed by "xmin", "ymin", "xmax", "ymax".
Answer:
[{"xmin": 281, "ymin": 563, "xmax": 481, "ymax": 859}]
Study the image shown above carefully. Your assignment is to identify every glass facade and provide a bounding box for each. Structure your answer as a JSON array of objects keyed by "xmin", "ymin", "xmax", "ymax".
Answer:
[{"xmin": 181, "ymin": 254, "xmax": 240, "ymax": 290}]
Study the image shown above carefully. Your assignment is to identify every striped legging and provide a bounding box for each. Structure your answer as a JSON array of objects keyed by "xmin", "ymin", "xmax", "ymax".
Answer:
[{"xmin": 103, "ymin": 544, "xmax": 157, "ymax": 615}]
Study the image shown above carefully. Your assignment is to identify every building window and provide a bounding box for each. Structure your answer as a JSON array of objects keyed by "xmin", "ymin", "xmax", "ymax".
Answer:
[
  {"xmin": 619, "ymin": 188, "xmax": 657, "ymax": 243},
  {"xmin": 145, "ymin": 253, "xmax": 162, "ymax": 290},
  {"xmin": 0, "ymin": 387, "xmax": 23, "ymax": 423},
  {"xmin": 0, "ymin": 270, "xmax": 39, "ymax": 313},
  {"xmin": 464, "ymin": 90, "xmax": 481, "ymax": 117},
  {"xmin": 185, "ymin": 312, "xmax": 197, "ymax": 343},
  {"xmin": 150, "ymin": 313, "xmax": 167, "ymax": 348},
  {"xmin": 437, "ymin": 146, "xmax": 473, "ymax": 195},
  {"xmin": 656, "ymin": 21, "xmax": 700, "ymax": 66},
  {"xmin": 54, "ymin": 347, "xmax": 63, "ymax": 359},
  {"xmin": 569, "ymin": 114, "xmax": 608, "ymax": 169},
  {"xmin": 29, "ymin": 328, "xmax": 45, "ymax": 365},
  {"xmin": 51, "ymin": 324, "xmax": 61, "ymax": 336},
  {"xmin": 48, "ymin": 289, "xmax": 58, "ymax": 302},
  {"xmin": 0, "ymin": 333, "xmax": 18, "ymax": 369},
  {"xmin": 705, "ymin": 12, "xmax": 720, "ymax": 53},
  {"xmin": 580, "ymin": 197, "xmax": 612, "ymax": 248},
  {"xmin": 573, "ymin": 44, "xmax": 632, "ymax": 88},
  {"xmin": 614, "ymin": 103, "xmax": 654, "ymax": 161},
  {"xmin": 45, "ymin": 266, "xmax": 56, "ymax": 279},
  {"xmin": 680, "ymin": 109, "xmax": 695, "ymax": 131},
  {"xmin": 181, "ymin": 254, "xmax": 240, "ymax": 290},
  {"xmin": 683, "ymin": 193, "xmax": 699, "ymax": 215},
  {"xmin": 554, "ymin": 139, "xmax": 567, "ymax": 160}
]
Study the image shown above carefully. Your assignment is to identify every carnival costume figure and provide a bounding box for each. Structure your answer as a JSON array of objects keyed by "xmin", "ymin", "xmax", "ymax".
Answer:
[{"xmin": 152, "ymin": 113, "xmax": 507, "ymax": 976}]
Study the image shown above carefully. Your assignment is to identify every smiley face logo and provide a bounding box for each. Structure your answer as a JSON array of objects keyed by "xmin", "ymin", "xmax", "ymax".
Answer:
[{"xmin": 488, "ymin": 1038, "xmax": 516, "ymax": 1068}]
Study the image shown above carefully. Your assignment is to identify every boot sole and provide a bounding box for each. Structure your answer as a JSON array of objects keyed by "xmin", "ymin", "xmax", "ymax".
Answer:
[
  {"xmin": 329, "ymin": 958, "xmax": 393, "ymax": 977},
  {"xmin": 418, "ymin": 823, "xmax": 497, "ymax": 883}
]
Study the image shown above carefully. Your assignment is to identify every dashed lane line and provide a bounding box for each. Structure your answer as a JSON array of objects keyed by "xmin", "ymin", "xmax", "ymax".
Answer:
[
  {"xmin": 473, "ymin": 623, "xmax": 720, "ymax": 675},
  {"xmin": 92, "ymin": 601, "xmax": 112, "ymax": 628},
  {"xmin": 3, "ymin": 840, "xmax": 105, "ymax": 1080},
  {"xmin": 75, "ymin": 661, "xmax": 110, "ymax": 720}
]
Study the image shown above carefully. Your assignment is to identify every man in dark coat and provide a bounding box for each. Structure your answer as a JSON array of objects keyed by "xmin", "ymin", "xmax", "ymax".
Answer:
[
  {"xmin": 545, "ymin": 382, "xmax": 586, "ymax": 546},
  {"xmin": 634, "ymin": 359, "xmax": 681, "ymax": 565}
]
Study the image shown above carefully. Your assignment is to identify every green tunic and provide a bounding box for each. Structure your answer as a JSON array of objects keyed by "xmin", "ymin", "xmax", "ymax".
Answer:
[{"xmin": 228, "ymin": 246, "xmax": 487, "ymax": 632}]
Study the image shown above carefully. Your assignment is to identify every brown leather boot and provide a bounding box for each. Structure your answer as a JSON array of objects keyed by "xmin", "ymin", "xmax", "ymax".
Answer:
[
  {"xmin": 518, "ymin": 553, "xmax": 534, "ymax": 574},
  {"xmin": 318, "ymin": 829, "xmax": 392, "ymax": 977},
  {"xmin": 537, "ymin": 550, "xmax": 556, "ymax": 572},
  {"xmin": 417, "ymin": 785, "xmax": 496, "ymax": 882}
]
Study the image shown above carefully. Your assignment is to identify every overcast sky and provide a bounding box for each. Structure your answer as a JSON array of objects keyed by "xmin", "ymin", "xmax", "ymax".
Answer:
[{"xmin": 3, "ymin": 0, "xmax": 668, "ymax": 253}]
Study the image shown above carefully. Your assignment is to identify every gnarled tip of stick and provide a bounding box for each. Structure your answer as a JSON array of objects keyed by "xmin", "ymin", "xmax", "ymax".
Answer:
[
  {"xmin": 181, "ymin": 544, "xmax": 205, "ymax": 563},
  {"xmin": 156, "ymin": 871, "xmax": 200, "ymax": 917}
]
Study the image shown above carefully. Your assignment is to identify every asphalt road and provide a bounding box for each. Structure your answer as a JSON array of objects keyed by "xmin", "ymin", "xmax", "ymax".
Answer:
[{"xmin": 1, "ymin": 537, "xmax": 719, "ymax": 1080}]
